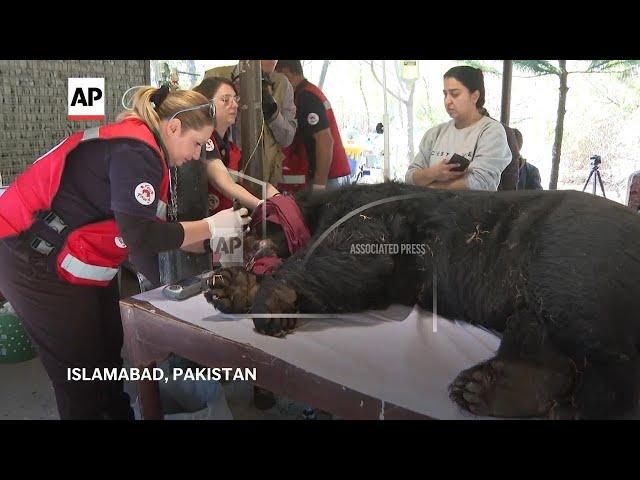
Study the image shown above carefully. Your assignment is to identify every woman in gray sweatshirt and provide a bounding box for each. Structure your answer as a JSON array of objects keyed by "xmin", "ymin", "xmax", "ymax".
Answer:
[{"xmin": 406, "ymin": 66, "xmax": 511, "ymax": 191}]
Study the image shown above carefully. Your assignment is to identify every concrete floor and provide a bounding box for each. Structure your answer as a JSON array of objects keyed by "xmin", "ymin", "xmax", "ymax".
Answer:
[
  {"xmin": 1, "ymin": 357, "xmax": 59, "ymax": 420},
  {"xmin": 0, "ymin": 355, "xmax": 331, "ymax": 420}
]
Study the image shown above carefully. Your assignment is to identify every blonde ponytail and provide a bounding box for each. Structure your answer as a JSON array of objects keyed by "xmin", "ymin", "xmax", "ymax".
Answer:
[{"xmin": 118, "ymin": 86, "xmax": 212, "ymax": 132}]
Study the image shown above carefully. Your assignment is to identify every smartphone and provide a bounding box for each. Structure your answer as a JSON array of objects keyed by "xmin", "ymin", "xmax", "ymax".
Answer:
[{"xmin": 448, "ymin": 153, "xmax": 470, "ymax": 172}]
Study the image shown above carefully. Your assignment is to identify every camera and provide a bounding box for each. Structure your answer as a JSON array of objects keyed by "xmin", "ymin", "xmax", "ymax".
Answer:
[
  {"xmin": 590, "ymin": 155, "xmax": 601, "ymax": 166},
  {"xmin": 261, "ymin": 73, "xmax": 275, "ymax": 89},
  {"xmin": 261, "ymin": 73, "xmax": 277, "ymax": 120}
]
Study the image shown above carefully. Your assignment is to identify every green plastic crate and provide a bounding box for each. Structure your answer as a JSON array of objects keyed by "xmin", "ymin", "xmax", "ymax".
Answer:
[{"xmin": 0, "ymin": 303, "xmax": 37, "ymax": 364}]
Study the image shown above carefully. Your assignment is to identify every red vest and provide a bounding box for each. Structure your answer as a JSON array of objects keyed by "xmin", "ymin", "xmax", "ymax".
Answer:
[
  {"xmin": 0, "ymin": 118, "xmax": 169, "ymax": 287},
  {"xmin": 207, "ymin": 133, "xmax": 243, "ymax": 214},
  {"xmin": 278, "ymin": 80, "xmax": 351, "ymax": 193}
]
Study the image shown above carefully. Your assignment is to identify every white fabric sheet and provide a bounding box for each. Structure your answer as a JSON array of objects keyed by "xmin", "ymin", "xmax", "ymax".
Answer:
[{"xmin": 134, "ymin": 287, "xmax": 502, "ymax": 420}]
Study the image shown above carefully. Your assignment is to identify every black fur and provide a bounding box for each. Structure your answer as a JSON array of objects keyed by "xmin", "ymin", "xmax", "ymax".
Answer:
[{"xmin": 208, "ymin": 181, "xmax": 640, "ymax": 419}]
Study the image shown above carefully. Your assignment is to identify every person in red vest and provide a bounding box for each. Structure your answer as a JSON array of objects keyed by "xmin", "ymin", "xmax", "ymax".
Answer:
[
  {"xmin": 275, "ymin": 60, "xmax": 352, "ymax": 192},
  {"xmin": 0, "ymin": 86, "xmax": 250, "ymax": 419},
  {"xmin": 193, "ymin": 77, "xmax": 279, "ymax": 215}
]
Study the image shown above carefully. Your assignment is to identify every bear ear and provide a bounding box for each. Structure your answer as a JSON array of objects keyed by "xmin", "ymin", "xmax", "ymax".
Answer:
[{"xmin": 264, "ymin": 224, "xmax": 290, "ymax": 259}]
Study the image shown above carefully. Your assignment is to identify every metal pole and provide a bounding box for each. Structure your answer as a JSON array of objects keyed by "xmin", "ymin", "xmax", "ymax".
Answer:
[
  {"xmin": 238, "ymin": 60, "xmax": 264, "ymax": 198},
  {"xmin": 500, "ymin": 60, "xmax": 513, "ymax": 125},
  {"xmin": 382, "ymin": 61, "xmax": 390, "ymax": 181}
]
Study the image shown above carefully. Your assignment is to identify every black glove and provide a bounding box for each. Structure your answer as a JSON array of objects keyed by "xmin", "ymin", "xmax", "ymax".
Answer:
[{"xmin": 261, "ymin": 81, "xmax": 278, "ymax": 121}]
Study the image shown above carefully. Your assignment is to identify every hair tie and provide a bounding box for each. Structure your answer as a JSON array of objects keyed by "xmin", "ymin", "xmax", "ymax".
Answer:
[{"xmin": 150, "ymin": 84, "xmax": 170, "ymax": 110}]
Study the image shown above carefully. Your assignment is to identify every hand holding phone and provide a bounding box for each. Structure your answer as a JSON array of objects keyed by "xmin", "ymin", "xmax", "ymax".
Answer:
[{"xmin": 448, "ymin": 153, "xmax": 470, "ymax": 172}]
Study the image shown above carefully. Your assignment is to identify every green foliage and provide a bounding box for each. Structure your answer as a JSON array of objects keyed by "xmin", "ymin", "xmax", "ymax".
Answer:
[{"xmin": 514, "ymin": 61, "xmax": 560, "ymax": 76}]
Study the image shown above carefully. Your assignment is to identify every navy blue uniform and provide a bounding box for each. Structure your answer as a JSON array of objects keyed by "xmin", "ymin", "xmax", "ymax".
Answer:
[
  {"xmin": 295, "ymin": 82, "xmax": 330, "ymax": 176},
  {"xmin": 204, "ymin": 130, "xmax": 228, "ymax": 164}
]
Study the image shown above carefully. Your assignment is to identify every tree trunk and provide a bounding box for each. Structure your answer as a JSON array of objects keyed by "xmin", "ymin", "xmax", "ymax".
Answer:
[
  {"xmin": 318, "ymin": 60, "xmax": 331, "ymax": 90},
  {"xmin": 550, "ymin": 60, "xmax": 568, "ymax": 190}
]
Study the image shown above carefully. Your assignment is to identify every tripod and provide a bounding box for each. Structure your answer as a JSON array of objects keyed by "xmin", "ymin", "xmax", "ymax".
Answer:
[{"xmin": 582, "ymin": 157, "xmax": 606, "ymax": 198}]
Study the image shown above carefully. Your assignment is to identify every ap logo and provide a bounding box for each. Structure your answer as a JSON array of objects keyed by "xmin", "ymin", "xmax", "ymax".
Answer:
[{"xmin": 68, "ymin": 78, "xmax": 105, "ymax": 121}]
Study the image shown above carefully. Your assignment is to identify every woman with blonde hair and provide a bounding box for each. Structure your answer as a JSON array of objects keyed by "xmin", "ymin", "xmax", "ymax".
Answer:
[{"xmin": 0, "ymin": 85, "xmax": 250, "ymax": 419}]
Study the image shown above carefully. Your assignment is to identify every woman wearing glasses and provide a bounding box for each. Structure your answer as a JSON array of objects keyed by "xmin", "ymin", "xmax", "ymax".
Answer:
[
  {"xmin": 0, "ymin": 86, "xmax": 250, "ymax": 420},
  {"xmin": 193, "ymin": 77, "xmax": 279, "ymax": 215}
]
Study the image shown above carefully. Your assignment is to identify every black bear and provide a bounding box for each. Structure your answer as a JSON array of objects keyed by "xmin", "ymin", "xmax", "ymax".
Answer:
[{"xmin": 205, "ymin": 181, "xmax": 640, "ymax": 419}]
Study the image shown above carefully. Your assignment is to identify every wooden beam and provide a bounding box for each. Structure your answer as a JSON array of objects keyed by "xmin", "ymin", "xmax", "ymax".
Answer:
[{"xmin": 500, "ymin": 60, "xmax": 513, "ymax": 125}]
